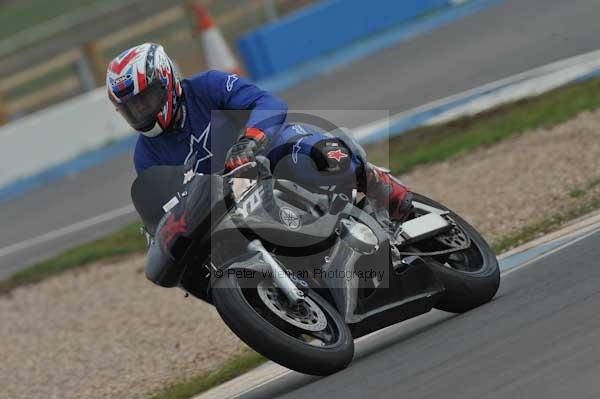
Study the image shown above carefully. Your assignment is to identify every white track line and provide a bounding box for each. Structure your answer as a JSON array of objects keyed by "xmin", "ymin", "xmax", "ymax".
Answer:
[
  {"xmin": 353, "ymin": 48, "xmax": 600, "ymax": 142},
  {"xmin": 501, "ymin": 227, "xmax": 600, "ymax": 277},
  {"xmin": 0, "ymin": 204, "xmax": 135, "ymax": 258}
]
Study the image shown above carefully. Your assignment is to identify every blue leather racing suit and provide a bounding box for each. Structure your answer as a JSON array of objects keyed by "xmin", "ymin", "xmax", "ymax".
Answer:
[{"xmin": 133, "ymin": 70, "xmax": 363, "ymax": 188}]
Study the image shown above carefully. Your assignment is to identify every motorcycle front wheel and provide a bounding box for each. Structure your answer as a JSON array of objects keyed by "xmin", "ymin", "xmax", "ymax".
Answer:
[{"xmin": 211, "ymin": 269, "xmax": 354, "ymax": 376}]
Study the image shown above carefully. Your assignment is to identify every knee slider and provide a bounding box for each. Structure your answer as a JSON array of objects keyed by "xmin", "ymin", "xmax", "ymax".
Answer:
[{"xmin": 310, "ymin": 139, "xmax": 352, "ymax": 173}]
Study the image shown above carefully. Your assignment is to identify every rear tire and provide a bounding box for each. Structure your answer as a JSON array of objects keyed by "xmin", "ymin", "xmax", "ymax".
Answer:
[
  {"xmin": 412, "ymin": 193, "xmax": 500, "ymax": 313},
  {"xmin": 212, "ymin": 271, "xmax": 354, "ymax": 375}
]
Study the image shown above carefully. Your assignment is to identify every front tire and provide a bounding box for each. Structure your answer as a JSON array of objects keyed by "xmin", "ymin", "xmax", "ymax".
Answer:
[
  {"xmin": 212, "ymin": 270, "xmax": 354, "ymax": 375},
  {"xmin": 412, "ymin": 193, "xmax": 500, "ymax": 313}
]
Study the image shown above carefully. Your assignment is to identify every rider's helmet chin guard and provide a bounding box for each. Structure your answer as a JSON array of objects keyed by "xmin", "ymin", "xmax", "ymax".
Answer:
[{"xmin": 106, "ymin": 43, "xmax": 182, "ymax": 137}]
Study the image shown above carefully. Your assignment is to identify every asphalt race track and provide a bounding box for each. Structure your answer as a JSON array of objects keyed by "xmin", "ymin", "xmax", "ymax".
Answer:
[
  {"xmin": 235, "ymin": 229, "xmax": 600, "ymax": 399},
  {"xmin": 3, "ymin": 0, "xmax": 600, "ymax": 276},
  {"xmin": 0, "ymin": 155, "xmax": 138, "ymax": 279}
]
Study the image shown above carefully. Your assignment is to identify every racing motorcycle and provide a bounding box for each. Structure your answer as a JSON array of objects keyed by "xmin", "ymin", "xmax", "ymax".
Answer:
[{"xmin": 131, "ymin": 131, "xmax": 500, "ymax": 376}]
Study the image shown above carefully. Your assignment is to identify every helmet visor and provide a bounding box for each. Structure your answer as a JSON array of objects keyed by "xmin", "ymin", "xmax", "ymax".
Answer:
[{"xmin": 115, "ymin": 79, "xmax": 166, "ymax": 132}]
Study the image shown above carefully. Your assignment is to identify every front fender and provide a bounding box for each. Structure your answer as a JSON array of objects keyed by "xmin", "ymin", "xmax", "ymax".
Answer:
[{"xmin": 145, "ymin": 240, "xmax": 186, "ymax": 288}]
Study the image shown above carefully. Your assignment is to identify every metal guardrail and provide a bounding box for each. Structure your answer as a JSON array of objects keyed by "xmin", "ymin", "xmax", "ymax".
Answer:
[
  {"xmin": 0, "ymin": 50, "xmax": 81, "ymax": 92},
  {"xmin": 0, "ymin": 0, "xmax": 143, "ymax": 59},
  {"xmin": 0, "ymin": 0, "xmax": 315, "ymax": 124},
  {"xmin": 98, "ymin": 7, "xmax": 186, "ymax": 50},
  {"xmin": 6, "ymin": 76, "xmax": 80, "ymax": 115},
  {"xmin": 0, "ymin": 3, "xmax": 194, "ymax": 122}
]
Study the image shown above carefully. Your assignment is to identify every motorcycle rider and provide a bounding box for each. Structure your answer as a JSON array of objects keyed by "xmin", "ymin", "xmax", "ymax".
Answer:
[{"xmin": 106, "ymin": 43, "xmax": 412, "ymax": 220}]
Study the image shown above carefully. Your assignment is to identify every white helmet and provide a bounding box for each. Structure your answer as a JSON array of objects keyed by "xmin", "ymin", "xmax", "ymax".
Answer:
[{"xmin": 106, "ymin": 43, "xmax": 182, "ymax": 137}]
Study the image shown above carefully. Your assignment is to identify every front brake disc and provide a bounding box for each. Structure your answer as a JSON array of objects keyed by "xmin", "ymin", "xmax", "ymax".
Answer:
[{"xmin": 256, "ymin": 281, "xmax": 327, "ymax": 332}]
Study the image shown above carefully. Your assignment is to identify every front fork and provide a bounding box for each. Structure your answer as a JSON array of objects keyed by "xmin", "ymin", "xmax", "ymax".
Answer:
[{"xmin": 248, "ymin": 239, "xmax": 305, "ymax": 304}]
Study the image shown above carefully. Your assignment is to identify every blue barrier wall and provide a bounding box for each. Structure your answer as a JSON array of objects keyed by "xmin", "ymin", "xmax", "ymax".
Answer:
[{"xmin": 238, "ymin": 0, "xmax": 451, "ymax": 80}]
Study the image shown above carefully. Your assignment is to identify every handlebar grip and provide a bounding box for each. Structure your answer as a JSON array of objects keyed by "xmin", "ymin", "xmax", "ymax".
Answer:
[{"xmin": 255, "ymin": 156, "xmax": 272, "ymax": 180}]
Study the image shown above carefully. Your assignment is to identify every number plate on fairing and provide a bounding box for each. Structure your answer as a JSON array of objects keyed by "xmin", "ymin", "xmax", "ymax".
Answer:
[
  {"xmin": 231, "ymin": 178, "xmax": 257, "ymax": 200},
  {"xmin": 231, "ymin": 179, "xmax": 264, "ymax": 217}
]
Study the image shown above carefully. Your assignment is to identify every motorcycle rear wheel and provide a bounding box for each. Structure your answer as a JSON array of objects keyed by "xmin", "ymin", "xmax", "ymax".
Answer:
[
  {"xmin": 212, "ymin": 270, "xmax": 354, "ymax": 375},
  {"xmin": 411, "ymin": 193, "xmax": 500, "ymax": 313}
]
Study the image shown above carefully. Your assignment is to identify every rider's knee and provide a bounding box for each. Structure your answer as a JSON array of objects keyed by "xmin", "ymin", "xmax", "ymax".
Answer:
[{"xmin": 310, "ymin": 138, "xmax": 353, "ymax": 174}]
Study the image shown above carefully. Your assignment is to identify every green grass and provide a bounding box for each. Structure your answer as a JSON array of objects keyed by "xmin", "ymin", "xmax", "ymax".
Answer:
[
  {"xmin": 569, "ymin": 189, "xmax": 586, "ymax": 199},
  {"xmin": 148, "ymin": 350, "xmax": 266, "ymax": 399},
  {"xmin": 366, "ymin": 76, "xmax": 600, "ymax": 174},
  {"xmin": 569, "ymin": 177, "xmax": 600, "ymax": 198},
  {"xmin": 0, "ymin": 0, "xmax": 102, "ymax": 40},
  {"xmin": 0, "ymin": 222, "xmax": 145, "ymax": 295},
  {"xmin": 492, "ymin": 186, "xmax": 600, "ymax": 254}
]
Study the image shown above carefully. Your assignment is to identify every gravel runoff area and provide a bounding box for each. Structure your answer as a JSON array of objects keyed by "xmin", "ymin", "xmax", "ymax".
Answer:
[
  {"xmin": 2, "ymin": 110, "xmax": 600, "ymax": 399},
  {"xmin": 402, "ymin": 109, "xmax": 600, "ymax": 244}
]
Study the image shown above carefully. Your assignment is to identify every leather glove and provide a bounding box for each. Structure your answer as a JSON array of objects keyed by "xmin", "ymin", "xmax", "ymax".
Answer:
[{"xmin": 224, "ymin": 127, "xmax": 268, "ymax": 171}]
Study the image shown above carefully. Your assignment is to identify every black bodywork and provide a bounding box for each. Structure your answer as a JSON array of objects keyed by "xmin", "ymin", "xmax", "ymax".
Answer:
[{"xmin": 131, "ymin": 161, "xmax": 446, "ymax": 339}]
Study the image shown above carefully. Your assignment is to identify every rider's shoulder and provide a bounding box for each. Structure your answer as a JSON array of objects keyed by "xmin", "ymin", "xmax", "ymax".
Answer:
[
  {"xmin": 182, "ymin": 70, "xmax": 233, "ymax": 105},
  {"xmin": 133, "ymin": 135, "xmax": 158, "ymax": 174},
  {"xmin": 184, "ymin": 70, "xmax": 226, "ymax": 87},
  {"xmin": 134, "ymin": 133, "xmax": 154, "ymax": 150},
  {"xmin": 181, "ymin": 71, "xmax": 217, "ymax": 96}
]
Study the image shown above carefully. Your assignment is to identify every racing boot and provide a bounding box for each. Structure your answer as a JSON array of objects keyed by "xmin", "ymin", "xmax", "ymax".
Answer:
[{"xmin": 360, "ymin": 163, "xmax": 413, "ymax": 221}]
